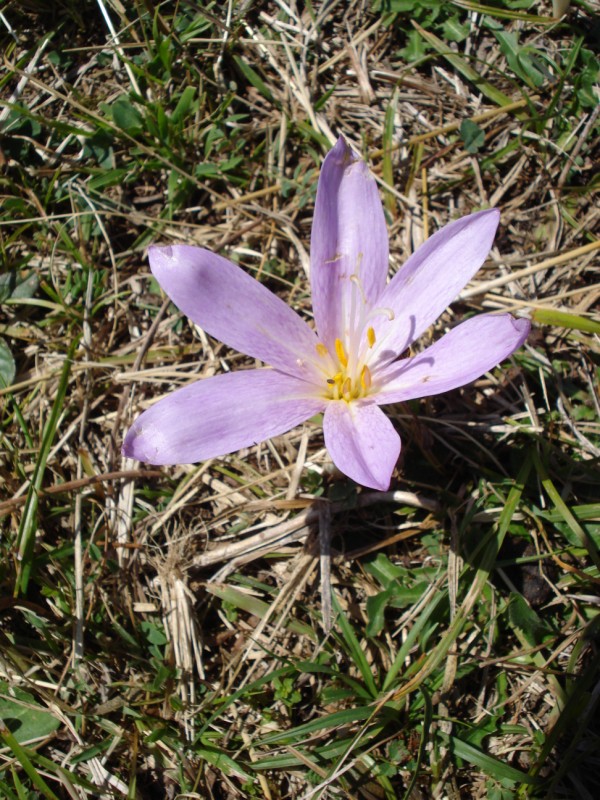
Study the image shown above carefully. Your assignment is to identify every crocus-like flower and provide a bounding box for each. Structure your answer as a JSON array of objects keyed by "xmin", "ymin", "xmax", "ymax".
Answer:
[{"xmin": 123, "ymin": 137, "xmax": 529, "ymax": 490}]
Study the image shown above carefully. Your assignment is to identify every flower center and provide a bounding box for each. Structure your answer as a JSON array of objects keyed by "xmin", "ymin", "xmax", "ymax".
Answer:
[
  {"xmin": 314, "ymin": 267, "xmax": 395, "ymax": 402},
  {"xmin": 316, "ymin": 328, "xmax": 375, "ymax": 402}
]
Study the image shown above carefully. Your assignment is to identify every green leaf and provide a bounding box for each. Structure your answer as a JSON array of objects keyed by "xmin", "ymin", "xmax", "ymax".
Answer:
[
  {"xmin": 259, "ymin": 705, "xmax": 377, "ymax": 745},
  {"xmin": 171, "ymin": 86, "xmax": 197, "ymax": 124},
  {"xmin": 88, "ymin": 168, "xmax": 130, "ymax": 191},
  {"xmin": 197, "ymin": 742, "xmax": 253, "ymax": 780},
  {"xmin": 0, "ymin": 272, "xmax": 39, "ymax": 303},
  {"xmin": 383, "ymin": 86, "xmax": 399, "ymax": 216},
  {"xmin": 413, "ymin": 22, "xmax": 528, "ymax": 114},
  {"xmin": 0, "ymin": 683, "xmax": 60, "ymax": 744},
  {"xmin": 366, "ymin": 590, "xmax": 392, "ymax": 637},
  {"xmin": 364, "ymin": 552, "xmax": 406, "ymax": 586},
  {"xmin": 81, "ymin": 129, "xmax": 114, "ymax": 168},
  {"xmin": 402, "ymin": 688, "xmax": 433, "ymax": 800},
  {"xmin": 532, "ymin": 449, "xmax": 600, "ymax": 571},
  {"xmin": 195, "ymin": 162, "xmax": 220, "ymax": 178},
  {"xmin": 206, "ymin": 584, "xmax": 316, "ymax": 640},
  {"xmin": 442, "ymin": 16, "xmax": 470, "ymax": 42},
  {"xmin": 16, "ymin": 339, "xmax": 77, "ymax": 593},
  {"xmin": 508, "ymin": 593, "xmax": 552, "ymax": 646},
  {"xmin": 532, "ymin": 308, "xmax": 600, "ymax": 335},
  {"xmin": 232, "ymin": 56, "xmax": 276, "ymax": 105},
  {"xmin": 0, "ymin": 724, "xmax": 61, "ymax": 800},
  {"xmin": 332, "ymin": 591, "xmax": 379, "ymax": 697},
  {"xmin": 109, "ymin": 96, "xmax": 144, "ymax": 134},
  {"xmin": 11, "ymin": 274, "xmax": 39, "ymax": 299},
  {"xmin": 451, "ymin": 0, "xmax": 551, "ymax": 22},
  {"xmin": 447, "ymin": 735, "xmax": 540, "ymax": 784},
  {"xmin": 397, "ymin": 29, "xmax": 427, "ymax": 62},
  {"xmin": 494, "ymin": 30, "xmax": 547, "ymax": 88},
  {"xmin": 1, "ymin": 108, "xmax": 42, "ymax": 138},
  {"xmin": 0, "ymin": 338, "xmax": 16, "ymax": 388},
  {"xmin": 460, "ymin": 119, "xmax": 485, "ymax": 153}
]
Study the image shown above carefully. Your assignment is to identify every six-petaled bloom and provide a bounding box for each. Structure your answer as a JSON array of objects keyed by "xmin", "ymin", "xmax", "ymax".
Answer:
[{"xmin": 123, "ymin": 136, "xmax": 530, "ymax": 490}]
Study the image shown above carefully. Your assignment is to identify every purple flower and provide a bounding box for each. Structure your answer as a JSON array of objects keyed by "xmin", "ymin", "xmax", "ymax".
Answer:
[{"xmin": 123, "ymin": 137, "xmax": 529, "ymax": 490}]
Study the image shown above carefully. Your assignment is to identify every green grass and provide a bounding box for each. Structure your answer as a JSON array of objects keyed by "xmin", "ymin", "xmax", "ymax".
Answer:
[{"xmin": 1, "ymin": 0, "xmax": 599, "ymax": 797}]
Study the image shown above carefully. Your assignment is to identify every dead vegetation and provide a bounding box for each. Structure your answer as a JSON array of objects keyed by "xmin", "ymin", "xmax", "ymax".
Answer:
[{"xmin": 0, "ymin": 1, "xmax": 598, "ymax": 797}]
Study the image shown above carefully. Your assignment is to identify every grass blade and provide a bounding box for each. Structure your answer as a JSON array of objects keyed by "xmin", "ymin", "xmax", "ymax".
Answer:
[
  {"xmin": 0, "ymin": 723, "xmax": 60, "ymax": 800},
  {"xmin": 15, "ymin": 338, "xmax": 77, "ymax": 595},
  {"xmin": 532, "ymin": 448, "xmax": 600, "ymax": 571},
  {"xmin": 413, "ymin": 22, "xmax": 528, "ymax": 115}
]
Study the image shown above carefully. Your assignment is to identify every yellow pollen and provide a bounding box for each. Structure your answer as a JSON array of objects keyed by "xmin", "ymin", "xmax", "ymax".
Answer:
[
  {"xmin": 360, "ymin": 365, "xmax": 372, "ymax": 390},
  {"xmin": 334, "ymin": 338, "xmax": 348, "ymax": 368},
  {"xmin": 322, "ymin": 333, "xmax": 376, "ymax": 401}
]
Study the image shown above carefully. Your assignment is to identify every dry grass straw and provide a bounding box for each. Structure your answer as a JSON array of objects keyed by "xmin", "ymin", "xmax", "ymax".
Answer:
[{"xmin": 0, "ymin": 0, "xmax": 598, "ymax": 796}]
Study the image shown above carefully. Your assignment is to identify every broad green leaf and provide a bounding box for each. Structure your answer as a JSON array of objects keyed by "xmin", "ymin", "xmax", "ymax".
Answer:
[
  {"xmin": 109, "ymin": 96, "xmax": 144, "ymax": 134},
  {"xmin": 0, "ymin": 338, "xmax": 16, "ymax": 388},
  {"xmin": 11, "ymin": 274, "xmax": 38, "ymax": 299},
  {"xmin": 398, "ymin": 29, "xmax": 427, "ymax": 62},
  {"xmin": 508, "ymin": 593, "xmax": 552, "ymax": 646},
  {"xmin": 195, "ymin": 162, "xmax": 220, "ymax": 178},
  {"xmin": 0, "ymin": 683, "xmax": 60, "ymax": 743},
  {"xmin": 364, "ymin": 552, "xmax": 407, "ymax": 585},
  {"xmin": 366, "ymin": 590, "xmax": 392, "ymax": 637},
  {"xmin": 0, "ymin": 272, "xmax": 39, "ymax": 303},
  {"xmin": 460, "ymin": 119, "xmax": 485, "ymax": 153},
  {"xmin": 443, "ymin": 16, "xmax": 470, "ymax": 42},
  {"xmin": 494, "ymin": 30, "xmax": 547, "ymax": 88},
  {"xmin": 0, "ymin": 724, "xmax": 60, "ymax": 799}
]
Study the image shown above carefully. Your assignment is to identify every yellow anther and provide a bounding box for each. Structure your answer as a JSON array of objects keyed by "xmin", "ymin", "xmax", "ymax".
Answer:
[
  {"xmin": 334, "ymin": 338, "xmax": 348, "ymax": 368},
  {"xmin": 367, "ymin": 326, "xmax": 376, "ymax": 348},
  {"xmin": 316, "ymin": 342, "xmax": 329, "ymax": 357},
  {"xmin": 342, "ymin": 377, "xmax": 352, "ymax": 397},
  {"xmin": 360, "ymin": 365, "xmax": 372, "ymax": 390}
]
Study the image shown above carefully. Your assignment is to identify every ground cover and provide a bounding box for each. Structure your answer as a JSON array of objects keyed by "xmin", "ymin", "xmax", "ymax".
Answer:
[{"xmin": 0, "ymin": 1, "xmax": 599, "ymax": 797}]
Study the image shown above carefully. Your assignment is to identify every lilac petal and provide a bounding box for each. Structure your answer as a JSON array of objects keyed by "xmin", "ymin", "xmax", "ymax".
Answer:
[
  {"xmin": 371, "ymin": 209, "xmax": 500, "ymax": 367},
  {"xmin": 373, "ymin": 314, "xmax": 530, "ymax": 405},
  {"xmin": 123, "ymin": 370, "xmax": 325, "ymax": 465},
  {"xmin": 149, "ymin": 246, "xmax": 322, "ymax": 382},
  {"xmin": 323, "ymin": 401, "xmax": 400, "ymax": 491},
  {"xmin": 311, "ymin": 136, "xmax": 389, "ymax": 351}
]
